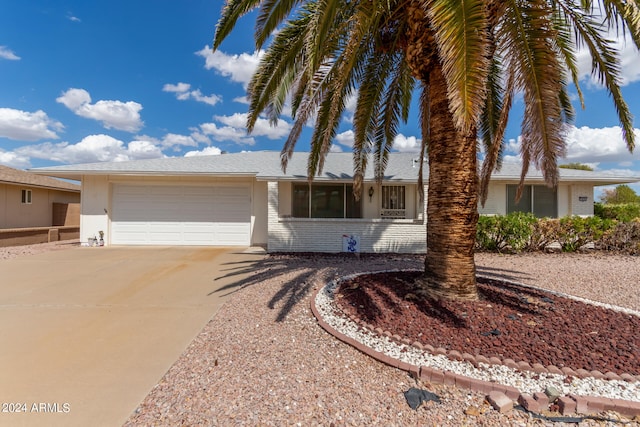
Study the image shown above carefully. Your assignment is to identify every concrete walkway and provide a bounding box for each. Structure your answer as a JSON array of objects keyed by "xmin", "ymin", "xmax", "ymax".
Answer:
[{"xmin": 0, "ymin": 246, "xmax": 265, "ymax": 427}]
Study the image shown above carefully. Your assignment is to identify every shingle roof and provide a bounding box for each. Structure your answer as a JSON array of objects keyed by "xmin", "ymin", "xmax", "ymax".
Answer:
[
  {"xmin": 0, "ymin": 164, "xmax": 81, "ymax": 192},
  {"xmin": 29, "ymin": 151, "xmax": 640, "ymax": 185}
]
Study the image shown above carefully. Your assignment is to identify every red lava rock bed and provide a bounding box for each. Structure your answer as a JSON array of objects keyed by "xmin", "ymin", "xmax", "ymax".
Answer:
[{"xmin": 335, "ymin": 270, "xmax": 640, "ymax": 376}]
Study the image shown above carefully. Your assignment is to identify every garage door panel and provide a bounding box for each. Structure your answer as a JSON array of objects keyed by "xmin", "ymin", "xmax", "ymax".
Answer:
[
  {"xmin": 215, "ymin": 223, "xmax": 251, "ymax": 245},
  {"xmin": 111, "ymin": 184, "xmax": 250, "ymax": 246}
]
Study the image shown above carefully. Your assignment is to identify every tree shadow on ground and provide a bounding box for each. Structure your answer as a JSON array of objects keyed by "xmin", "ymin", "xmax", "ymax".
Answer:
[{"xmin": 209, "ymin": 253, "xmax": 342, "ymax": 322}]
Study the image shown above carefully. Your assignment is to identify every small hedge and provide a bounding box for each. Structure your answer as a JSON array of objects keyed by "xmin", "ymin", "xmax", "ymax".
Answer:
[
  {"xmin": 475, "ymin": 213, "xmax": 636, "ymax": 254},
  {"xmin": 596, "ymin": 219, "xmax": 640, "ymax": 255},
  {"xmin": 476, "ymin": 212, "xmax": 536, "ymax": 252},
  {"xmin": 594, "ymin": 202, "xmax": 640, "ymax": 222}
]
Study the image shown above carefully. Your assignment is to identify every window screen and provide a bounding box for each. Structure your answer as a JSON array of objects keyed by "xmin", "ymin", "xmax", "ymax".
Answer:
[
  {"xmin": 292, "ymin": 184, "xmax": 362, "ymax": 218},
  {"xmin": 507, "ymin": 184, "xmax": 557, "ymax": 218}
]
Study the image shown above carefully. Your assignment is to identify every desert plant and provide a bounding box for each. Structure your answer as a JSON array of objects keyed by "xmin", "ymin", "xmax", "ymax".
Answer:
[
  {"xmin": 556, "ymin": 216, "xmax": 613, "ymax": 252},
  {"xmin": 596, "ymin": 219, "xmax": 640, "ymax": 255},
  {"xmin": 559, "ymin": 163, "xmax": 593, "ymax": 171},
  {"xmin": 527, "ymin": 218, "xmax": 561, "ymax": 252},
  {"xmin": 476, "ymin": 215, "xmax": 500, "ymax": 251},
  {"xmin": 475, "ymin": 213, "xmax": 536, "ymax": 253},
  {"xmin": 594, "ymin": 202, "xmax": 640, "ymax": 223},
  {"xmin": 599, "ymin": 185, "xmax": 640, "ymax": 204}
]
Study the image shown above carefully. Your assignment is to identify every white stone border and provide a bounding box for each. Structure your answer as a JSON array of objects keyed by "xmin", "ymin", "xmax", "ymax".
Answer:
[{"xmin": 314, "ymin": 270, "xmax": 640, "ymax": 402}]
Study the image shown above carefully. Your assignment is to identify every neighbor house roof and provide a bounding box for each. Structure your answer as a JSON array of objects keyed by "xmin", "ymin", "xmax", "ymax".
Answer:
[
  {"xmin": 0, "ymin": 164, "xmax": 81, "ymax": 192},
  {"xmin": 29, "ymin": 151, "xmax": 640, "ymax": 186}
]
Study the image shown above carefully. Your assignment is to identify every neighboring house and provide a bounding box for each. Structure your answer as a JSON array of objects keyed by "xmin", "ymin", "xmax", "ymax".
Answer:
[
  {"xmin": 30, "ymin": 152, "xmax": 639, "ymax": 253},
  {"xmin": 0, "ymin": 165, "xmax": 81, "ymax": 229}
]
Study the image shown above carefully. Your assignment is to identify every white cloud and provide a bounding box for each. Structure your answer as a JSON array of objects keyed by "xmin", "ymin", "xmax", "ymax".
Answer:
[
  {"xmin": 198, "ymin": 122, "xmax": 256, "ymax": 145},
  {"xmin": 162, "ymin": 82, "xmax": 221, "ymax": 106},
  {"xmin": 0, "ymin": 108, "xmax": 63, "ymax": 141},
  {"xmin": 213, "ymin": 112, "xmax": 292, "ymax": 139},
  {"xmin": 184, "ymin": 146, "xmax": 223, "ymax": 157},
  {"xmin": 392, "ymin": 134, "xmax": 421, "ymax": 152},
  {"xmin": 335, "ymin": 130, "xmax": 354, "ymax": 149},
  {"xmin": 0, "ymin": 46, "xmax": 20, "ymax": 60},
  {"xmin": 233, "ymin": 96, "xmax": 249, "ymax": 105},
  {"xmin": 159, "ymin": 133, "xmax": 198, "ymax": 148},
  {"xmin": 500, "ymin": 126, "xmax": 640, "ymax": 173},
  {"xmin": 14, "ymin": 134, "xmax": 163, "ymax": 164},
  {"xmin": 564, "ymin": 125, "xmax": 640, "ymax": 163},
  {"xmin": 576, "ymin": 28, "xmax": 640, "ymax": 86},
  {"xmin": 0, "ymin": 149, "xmax": 31, "ymax": 168},
  {"xmin": 196, "ymin": 46, "xmax": 263, "ymax": 88},
  {"xmin": 56, "ymin": 88, "xmax": 143, "ymax": 132}
]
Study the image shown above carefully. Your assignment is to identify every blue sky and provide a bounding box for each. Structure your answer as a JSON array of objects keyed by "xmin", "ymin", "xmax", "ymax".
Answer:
[{"xmin": 1, "ymin": 0, "xmax": 640, "ymax": 193}]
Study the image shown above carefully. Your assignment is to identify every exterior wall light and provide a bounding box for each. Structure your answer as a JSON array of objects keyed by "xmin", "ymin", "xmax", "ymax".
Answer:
[{"xmin": 368, "ymin": 186, "xmax": 374, "ymax": 202}]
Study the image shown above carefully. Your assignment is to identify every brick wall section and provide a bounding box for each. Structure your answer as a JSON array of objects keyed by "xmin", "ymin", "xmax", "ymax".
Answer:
[
  {"xmin": 0, "ymin": 226, "xmax": 79, "ymax": 247},
  {"xmin": 267, "ymin": 181, "xmax": 428, "ymax": 253}
]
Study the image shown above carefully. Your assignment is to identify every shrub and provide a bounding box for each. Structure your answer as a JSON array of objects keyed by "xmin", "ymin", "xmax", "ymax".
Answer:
[
  {"xmin": 476, "ymin": 215, "xmax": 500, "ymax": 251},
  {"xmin": 594, "ymin": 202, "xmax": 640, "ymax": 222},
  {"xmin": 596, "ymin": 219, "xmax": 640, "ymax": 255},
  {"xmin": 475, "ymin": 212, "xmax": 536, "ymax": 253},
  {"xmin": 556, "ymin": 216, "xmax": 613, "ymax": 252},
  {"xmin": 527, "ymin": 219, "xmax": 560, "ymax": 252}
]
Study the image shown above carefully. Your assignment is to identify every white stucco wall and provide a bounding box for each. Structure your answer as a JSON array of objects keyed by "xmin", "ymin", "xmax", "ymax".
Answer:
[
  {"xmin": 251, "ymin": 180, "xmax": 268, "ymax": 247},
  {"xmin": 477, "ymin": 182, "xmax": 595, "ymax": 217},
  {"xmin": 478, "ymin": 183, "xmax": 506, "ymax": 215},
  {"xmin": 81, "ymin": 175, "xmax": 110, "ymax": 244},
  {"xmin": 267, "ymin": 181, "xmax": 428, "ymax": 253}
]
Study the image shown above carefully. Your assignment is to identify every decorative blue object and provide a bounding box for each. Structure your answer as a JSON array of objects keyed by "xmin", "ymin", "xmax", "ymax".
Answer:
[{"xmin": 342, "ymin": 234, "xmax": 360, "ymax": 253}]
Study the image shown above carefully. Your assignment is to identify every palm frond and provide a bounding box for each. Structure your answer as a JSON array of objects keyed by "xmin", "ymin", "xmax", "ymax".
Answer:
[
  {"xmin": 246, "ymin": 13, "xmax": 311, "ymax": 131},
  {"xmin": 255, "ymin": 0, "xmax": 303, "ymax": 48},
  {"xmin": 563, "ymin": 4, "xmax": 635, "ymax": 151},
  {"xmin": 499, "ymin": 0, "xmax": 566, "ymax": 188},
  {"xmin": 417, "ymin": 83, "xmax": 431, "ymax": 205},
  {"xmin": 551, "ymin": 4, "xmax": 585, "ymax": 109},
  {"xmin": 428, "ymin": 0, "xmax": 490, "ymax": 133},
  {"xmin": 374, "ymin": 56, "xmax": 414, "ymax": 182},
  {"xmin": 599, "ymin": 0, "xmax": 640, "ymax": 47},
  {"xmin": 479, "ymin": 61, "xmax": 514, "ymax": 206},
  {"xmin": 214, "ymin": 0, "xmax": 262, "ymax": 50}
]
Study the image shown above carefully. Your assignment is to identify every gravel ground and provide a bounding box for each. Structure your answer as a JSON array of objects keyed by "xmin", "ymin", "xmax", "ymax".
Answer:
[
  {"xmin": 2, "ymin": 244, "xmax": 638, "ymax": 425},
  {"xmin": 0, "ymin": 239, "xmax": 80, "ymax": 260}
]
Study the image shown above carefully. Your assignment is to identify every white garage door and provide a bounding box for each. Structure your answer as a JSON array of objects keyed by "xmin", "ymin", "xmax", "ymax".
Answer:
[{"xmin": 111, "ymin": 184, "xmax": 251, "ymax": 246}]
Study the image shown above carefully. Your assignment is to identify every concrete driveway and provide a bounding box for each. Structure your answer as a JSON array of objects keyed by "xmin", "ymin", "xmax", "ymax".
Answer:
[{"xmin": 0, "ymin": 246, "xmax": 264, "ymax": 427}]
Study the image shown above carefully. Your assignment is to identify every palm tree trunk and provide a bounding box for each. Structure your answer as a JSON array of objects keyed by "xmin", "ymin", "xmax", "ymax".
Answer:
[{"xmin": 420, "ymin": 66, "xmax": 480, "ymax": 301}]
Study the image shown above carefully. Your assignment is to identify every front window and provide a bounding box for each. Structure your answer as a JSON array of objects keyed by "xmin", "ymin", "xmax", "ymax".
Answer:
[
  {"xmin": 507, "ymin": 185, "xmax": 557, "ymax": 218},
  {"xmin": 292, "ymin": 183, "xmax": 362, "ymax": 218},
  {"xmin": 21, "ymin": 189, "xmax": 32, "ymax": 204},
  {"xmin": 381, "ymin": 185, "xmax": 406, "ymax": 218}
]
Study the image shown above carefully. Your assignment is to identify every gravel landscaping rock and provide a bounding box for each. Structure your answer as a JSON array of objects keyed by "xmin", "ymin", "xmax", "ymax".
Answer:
[
  {"xmin": 3, "ymin": 245, "xmax": 638, "ymax": 425},
  {"xmin": 123, "ymin": 251, "xmax": 639, "ymax": 426}
]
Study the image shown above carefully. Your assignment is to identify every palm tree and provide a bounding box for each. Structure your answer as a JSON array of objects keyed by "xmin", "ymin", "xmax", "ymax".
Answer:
[{"xmin": 214, "ymin": 0, "xmax": 638, "ymax": 301}]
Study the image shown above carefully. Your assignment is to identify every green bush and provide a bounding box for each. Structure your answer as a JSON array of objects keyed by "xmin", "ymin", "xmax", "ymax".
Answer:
[
  {"xmin": 476, "ymin": 215, "xmax": 500, "ymax": 251},
  {"xmin": 476, "ymin": 213, "xmax": 637, "ymax": 253},
  {"xmin": 555, "ymin": 216, "xmax": 613, "ymax": 252},
  {"xmin": 527, "ymin": 219, "xmax": 560, "ymax": 252},
  {"xmin": 475, "ymin": 212, "xmax": 536, "ymax": 253},
  {"xmin": 594, "ymin": 202, "xmax": 640, "ymax": 222}
]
